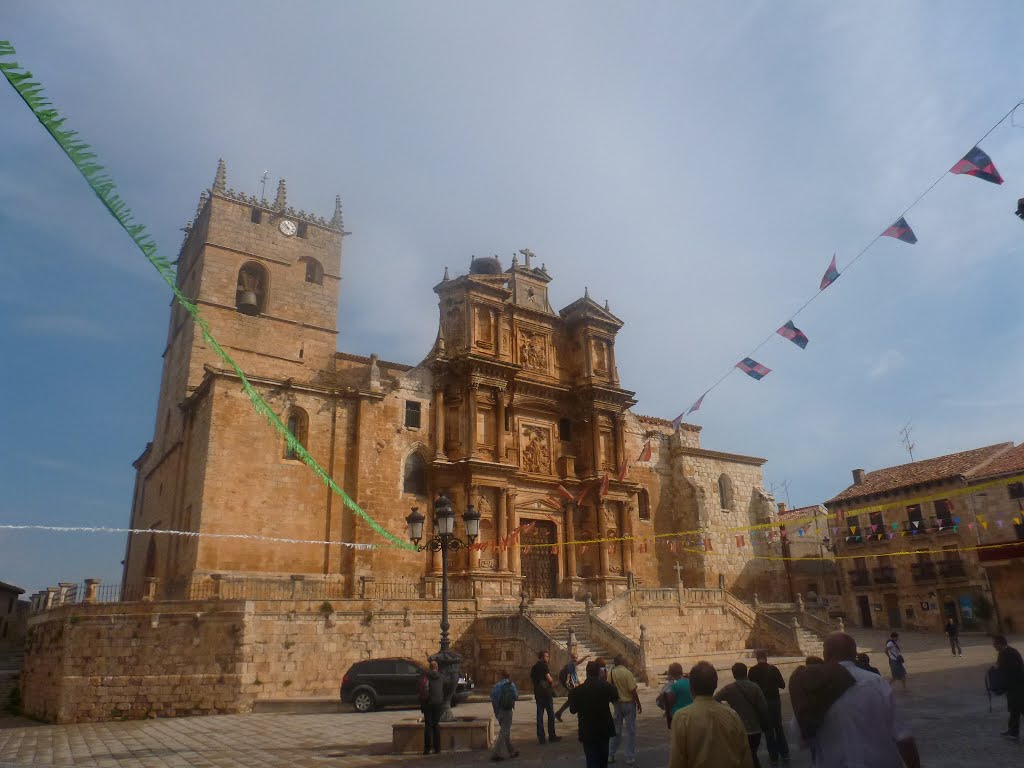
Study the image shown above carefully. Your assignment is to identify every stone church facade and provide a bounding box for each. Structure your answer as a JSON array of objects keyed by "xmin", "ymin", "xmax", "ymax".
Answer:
[{"xmin": 122, "ymin": 164, "xmax": 787, "ymax": 605}]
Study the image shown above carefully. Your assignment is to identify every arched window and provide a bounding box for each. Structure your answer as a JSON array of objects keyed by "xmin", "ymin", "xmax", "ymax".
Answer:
[
  {"xmin": 236, "ymin": 262, "xmax": 269, "ymax": 315},
  {"xmin": 302, "ymin": 257, "xmax": 324, "ymax": 286},
  {"xmin": 284, "ymin": 407, "xmax": 309, "ymax": 460},
  {"xmin": 718, "ymin": 473, "xmax": 734, "ymax": 512},
  {"xmin": 403, "ymin": 452, "xmax": 428, "ymax": 496}
]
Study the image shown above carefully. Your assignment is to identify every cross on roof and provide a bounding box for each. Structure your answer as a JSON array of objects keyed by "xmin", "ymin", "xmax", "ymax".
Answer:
[{"xmin": 672, "ymin": 560, "xmax": 685, "ymax": 583}]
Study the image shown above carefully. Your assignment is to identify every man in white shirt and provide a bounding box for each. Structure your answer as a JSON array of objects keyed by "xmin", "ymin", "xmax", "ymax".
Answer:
[{"xmin": 814, "ymin": 633, "xmax": 920, "ymax": 768}]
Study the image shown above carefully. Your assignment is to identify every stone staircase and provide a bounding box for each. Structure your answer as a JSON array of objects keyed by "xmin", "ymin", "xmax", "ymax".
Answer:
[
  {"xmin": 560, "ymin": 613, "xmax": 614, "ymax": 664},
  {"xmin": 0, "ymin": 645, "xmax": 24, "ymax": 712},
  {"xmin": 759, "ymin": 607, "xmax": 830, "ymax": 657}
]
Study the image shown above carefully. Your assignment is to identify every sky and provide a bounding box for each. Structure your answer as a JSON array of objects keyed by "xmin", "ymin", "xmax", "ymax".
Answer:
[{"xmin": 2, "ymin": 2, "xmax": 1024, "ymax": 593}]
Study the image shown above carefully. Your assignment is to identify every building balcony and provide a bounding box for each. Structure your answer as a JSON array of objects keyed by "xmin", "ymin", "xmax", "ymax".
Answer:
[
  {"xmin": 872, "ymin": 566, "xmax": 897, "ymax": 584},
  {"xmin": 848, "ymin": 569, "xmax": 871, "ymax": 588},
  {"xmin": 937, "ymin": 560, "xmax": 968, "ymax": 580},
  {"xmin": 911, "ymin": 562, "xmax": 938, "ymax": 582}
]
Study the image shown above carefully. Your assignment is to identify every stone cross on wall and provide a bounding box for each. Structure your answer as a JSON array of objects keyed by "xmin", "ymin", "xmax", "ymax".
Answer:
[
  {"xmin": 672, "ymin": 560, "xmax": 685, "ymax": 584},
  {"xmin": 519, "ymin": 248, "xmax": 534, "ymax": 268}
]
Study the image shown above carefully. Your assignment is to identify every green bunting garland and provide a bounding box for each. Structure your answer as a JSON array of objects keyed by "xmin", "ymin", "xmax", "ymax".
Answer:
[{"xmin": 0, "ymin": 40, "xmax": 414, "ymax": 552}]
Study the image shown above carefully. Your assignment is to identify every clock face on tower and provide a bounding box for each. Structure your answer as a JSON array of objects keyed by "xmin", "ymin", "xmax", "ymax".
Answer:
[{"xmin": 279, "ymin": 219, "xmax": 297, "ymax": 237}]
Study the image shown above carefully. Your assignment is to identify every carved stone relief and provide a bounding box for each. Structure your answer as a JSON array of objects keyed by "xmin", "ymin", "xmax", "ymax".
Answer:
[
  {"xmin": 520, "ymin": 424, "xmax": 552, "ymax": 474},
  {"xmin": 444, "ymin": 299, "xmax": 465, "ymax": 350},
  {"xmin": 592, "ymin": 338, "xmax": 609, "ymax": 373},
  {"xmin": 517, "ymin": 329, "xmax": 548, "ymax": 373}
]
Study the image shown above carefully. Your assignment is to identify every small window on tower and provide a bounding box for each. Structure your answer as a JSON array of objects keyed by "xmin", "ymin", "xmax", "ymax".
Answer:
[
  {"xmin": 297, "ymin": 221, "xmax": 308, "ymax": 238},
  {"xmin": 250, "ymin": 207, "xmax": 262, "ymax": 224},
  {"xmin": 284, "ymin": 407, "xmax": 309, "ymax": 460},
  {"xmin": 638, "ymin": 489, "xmax": 651, "ymax": 521},
  {"xmin": 558, "ymin": 418, "xmax": 572, "ymax": 442},
  {"xmin": 303, "ymin": 257, "xmax": 324, "ymax": 286},
  {"xmin": 405, "ymin": 401, "xmax": 422, "ymax": 429}
]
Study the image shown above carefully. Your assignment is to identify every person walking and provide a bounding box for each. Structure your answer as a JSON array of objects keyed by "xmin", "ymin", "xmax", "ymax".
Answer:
[
  {"xmin": 715, "ymin": 662, "xmax": 770, "ymax": 768},
  {"xmin": 608, "ymin": 655, "xmax": 642, "ymax": 765},
  {"xmin": 556, "ymin": 652, "xmax": 589, "ymax": 722},
  {"xmin": 530, "ymin": 650, "xmax": 561, "ymax": 744},
  {"xmin": 669, "ymin": 661, "xmax": 753, "ymax": 768},
  {"xmin": 490, "ymin": 669, "xmax": 520, "ymax": 761},
  {"xmin": 421, "ymin": 660, "xmax": 445, "ymax": 755},
  {"xmin": 748, "ymin": 651, "xmax": 789, "ymax": 765},
  {"xmin": 660, "ymin": 662, "xmax": 693, "ymax": 730},
  {"xmin": 791, "ymin": 632, "xmax": 920, "ymax": 768},
  {"xmin": 992, "ymin": 634, "xmax": 1024, "ymax": 742},
  {"xmin": 568, "ymin": 660, "xmax": 619, "ymax": 768},
  {"xmin": 885, "ymin": 632, "xmax": 908, "ymax": 690},
  {"xmin": 945, "ymin": 617, "xmax": 963, "ymax": 657}
]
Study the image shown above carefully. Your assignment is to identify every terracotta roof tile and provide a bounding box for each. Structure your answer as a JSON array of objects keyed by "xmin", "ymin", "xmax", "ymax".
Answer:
[
  {"xmin": 968, "ymin": 443, "xmax": 1024, "ymax": 479},
  {"xmin": 827, "ymin": 443, "xmax": 1014, "ymax": 505}
]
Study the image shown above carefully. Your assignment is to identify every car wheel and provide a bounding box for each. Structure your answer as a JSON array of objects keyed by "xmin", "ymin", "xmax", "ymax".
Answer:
[{"xmin": 353, "ymin": 690, "xmax": 375, "ymax": 713}]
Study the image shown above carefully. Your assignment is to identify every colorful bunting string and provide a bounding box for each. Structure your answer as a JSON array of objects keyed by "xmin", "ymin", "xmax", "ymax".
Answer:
[
  {"xmin": 674, "ymin": 94, "xmax": 1024, "ymax": 419},
  {"xmin": 0, "ymin": 41, "xmax": 415, "ymax": 552}
]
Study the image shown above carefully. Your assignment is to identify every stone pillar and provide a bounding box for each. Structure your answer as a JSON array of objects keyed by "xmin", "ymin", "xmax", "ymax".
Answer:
[
  {"xmin": 494, "ymin": 309, "xmax": 503, "ymax": 357},
  {"xmin": 469, "ymin": 487, "xmax": 482, "ymax": 571},
  {"xmin": 584, "ymin": 333, "xmax": 594, "ymax": 377},
  {"xmin": 598, "ymin": 505, "xmax": 611, "ymax": 576},
  {"xmin": 508, "ymin": 491, "xmax": 521, "ymax": 576},
  {"xmin": 609, "ymin": 342, "xmax": 620, "ymax": 386},
  {"xmin": 497, "ymin": 488, "xmax": 509, "ymax": 572},
  {"xmin": 143, "ymin": 576, "xmax": 159, "ymax": 602},
  {"xmin": 210, "ymin": 573, "xmax": 223, "ymax": 600},
  {"xmin": 495, "ymin": 387, "xmax": 506, "ymax": 463},
  {"xmin": 44, "ymin": 587, "xmax": 59, "ymax": 610},
  {"xmin": 591, "ymin": 409, "xmax": 603, "ymax": 474},
  {"xmin": 614, "ymin": 414, "xmax": 626, "ymax": 471},
  {"xmin": 58, "ymin": 582, "xmax": 76, "ymax": 606},
  {"xmin": 433, "ymin": 386, "xmax": 446, "ymax": 460},
  {"xmin": 620, "ymin": 502, "xmax": 634, "ymax": 575},
  {"xmin": 290, "ymin": 574, "xmax": 305, "ymax": 599},
  {"xmin": 467, "ymin": 383, "xmax": 478, "ymax": 458},
  {"xmin": 565, "ymin": 504, "xmax": 578, "ymax": 580},
  {"xmin": 83, "ymin": 579, "xmax": 101, "ymax": 604},
  {"xmin": 639, "ymin": 624, "xmax": 649, "ymax": 682}
]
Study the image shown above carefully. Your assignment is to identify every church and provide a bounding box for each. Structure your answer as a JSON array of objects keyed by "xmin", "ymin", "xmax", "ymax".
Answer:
[{"xmin": 122, "ymin": 163, "xmax": 788, "ymax": 606}]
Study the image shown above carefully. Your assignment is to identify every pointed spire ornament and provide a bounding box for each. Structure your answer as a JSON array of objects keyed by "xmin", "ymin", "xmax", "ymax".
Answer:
[
  {"xmin": 604, "ymin": 299, "xmax": 610, "ymax": 311},
  {"xmin": 584, "ymin": 286, "xmax": 590, "ymax": 299},
  {"xmin": 443, "ymin": 266, "xmax": 450, "ymax": 281},
  {"xmin": 331, "ymin": 195, "xmax": 343, "ymax": 228},
  {"xmin": 213, "ymin": 158, "xmax": 226, "ymax": 193},
  {"xmin": 511, "ymin": 253, "xmax": 519, "ymax": 268},
  {"xmin": 274, "ymin": 178, "xmax": 287, "ymax": 210}
]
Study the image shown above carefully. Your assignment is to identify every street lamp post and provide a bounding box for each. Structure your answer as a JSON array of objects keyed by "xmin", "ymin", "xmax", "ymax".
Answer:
[{"xmin": 406, "ymin": 493, "xmax": 480, "ymax": 721}]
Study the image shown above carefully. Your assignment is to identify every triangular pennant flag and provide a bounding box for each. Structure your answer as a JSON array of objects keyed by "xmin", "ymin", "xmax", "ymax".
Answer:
[
  {"xmin": 851, "ymin": 526, "xmax": 858, "ymax": 534},
  {"xmin": 556, "ymin": 484, "xmax": 576, "ymax": 502},
  {"xmin": 616, "ymin": 461, "xmax": 629, "ymax": 482},
  {"xmin": 580, "ymin": 545, "xmax": 588, "ymax": 555},
  {"xmin": 832, "ymin": 527, "xmax": 840, "ymax": 535},
  {"xmin": 950, "ymin": 145, "xmax": 1004, "ymax": 185},
  {"xmin": 637, "ymin": 440, "xmax": 653, "ymax": 463},
  {"xmin": 997, "ymin": 520, "xmax": 1005, "ymax": 528},
  {"xmin": 704, "ymin": 537, "xmax": 713, "ymax": 552},
  {"xmin": 888, "ymin": 532, "xmax": 895, "ymax": 539},
  {"xmin": 954, "ymin": 517, "xmax": 961, "ymax": 525},
  {"xmin": 671, "ymin": 413, "xmax": 685, "ymax": 430},
  {"xmin": 912, "ymin": 520, "xmax": 920, "ymax": 528},
  {"xmin": 968, "ymin": 522, "xmax": 975, "ymax": 530},
  {"xmin": 820, "ymin": 253, "xmax": 840, "ymax": 290},
  {"xmin": 736, "ymin": 357, "xmax": 772, "ymax": 380},
  {"xmin": 1014, "ymin": 517, "xmax": 1021, "ymax": 526},
  {"xmin": 797, "ymin": 527, "xmax": 805, "ymax": 537},
  {"xmin": 882, "ymin": 216, "xmax": 918, "ymax": 244},
  {"xmin": 686, "ymin": 392, "xmax": 707, "ymax": 416},
  {"xmin": 871, "ymin": 524, "xmax": 878, "ymax": 533},
  {"xmin": 551, "ymin": 544, "xmax": 559, "ymax": 554},
  {"xmin": 599, "ymin": 472, "xmax": 610, "ymax": 499},
  {"xmin": 735, "ymin": 534, "xmax": 745, "ymax": 548},
  {"xmin": 777, "ymin": 320, "xmax": 809, "ymax": 349},
  {"xmin": 576, "ymin": 483, "xmax": 592, "ymax": 505},
  {"xmin": 892, "ymin": 522, "xmax": 899, "ymax": 530}
]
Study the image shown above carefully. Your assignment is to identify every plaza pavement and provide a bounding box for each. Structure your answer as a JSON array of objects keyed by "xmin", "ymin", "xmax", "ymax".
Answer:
[{"xmin": 1, "ymin": 629, "xmax": 1020, "ymax": 767}]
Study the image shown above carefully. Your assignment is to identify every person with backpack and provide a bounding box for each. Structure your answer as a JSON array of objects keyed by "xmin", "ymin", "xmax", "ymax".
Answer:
[
  {"xmin": 991, "ymin": 634, "xmax": 1024, "ymax": 742},
  {"xmin": 420, "ymin": 660, "xmax": 445, "ymax": 755},
  {"xmin": 490, "ymin": 669, "xmax": 520, "ymax": 760},
  {"xmin": 715, "ymin": 662, "xmax": 771, "ymax": 768},
  {"xmin": 885, "ymin": 632, "xmax": 907, "ymax": 690},
  {"xmin": 945, "ymin": 617, "xmax": 963, "ymax": 657},
  {"xmin": 657, "ymin": 662, "xmax": 692, "ymax": 730},
  {"xmin": 555, "ymin": 653, "xmax": 589, "ymax": 722}
]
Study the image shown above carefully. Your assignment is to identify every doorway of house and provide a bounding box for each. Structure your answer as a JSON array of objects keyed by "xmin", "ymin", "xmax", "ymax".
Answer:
[
  {"xmin": 884, "ymin": 593, "xmax": 901, "ymax": 628},
  {"xmin": 857, "ymin": 595, "xmax": 873, "ymax": 628}
]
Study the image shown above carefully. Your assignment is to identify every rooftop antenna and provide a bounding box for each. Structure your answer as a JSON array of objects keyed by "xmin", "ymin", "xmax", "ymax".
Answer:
[
  {"xmin": 258, "ymin": 170, "xmax": 269, "ymax": 203},
  {"xmin": 768, "ymin": 480, "xmax": 792, "ymax": 509},
  {"xmin": 899, "ymin": 421, "xmax": 916, "ymax": 462}
]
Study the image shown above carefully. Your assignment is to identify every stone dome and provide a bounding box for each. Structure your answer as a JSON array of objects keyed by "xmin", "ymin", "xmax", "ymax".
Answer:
[{"xmin": 469, "ymin": 256, "xmax": 503, "ymax": 275}]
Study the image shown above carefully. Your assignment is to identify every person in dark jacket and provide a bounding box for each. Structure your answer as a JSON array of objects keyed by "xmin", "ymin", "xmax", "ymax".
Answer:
[
  {"xmin": 422, "ymin": 660, "xmax": 445, "ymax": 755},
  {"xmin": 530, "ymin": 650, "xmax": 561, "ymax": 744},
  {"xmin": 568, "ymin": 660, "xmax": 619, "ymax": 768},
  {"xmin": 993, "ymin": 634, "xmax": 1024, "ymax": 741},
  {"xmin": 945, "ymin": 617, "xmax": 963, "ymax": 657},
  {"xmin": 748, "ymin": 651, "xmax": 789, "ymax": 765},
  {"xmin": 854, "ymin": 653, "xmax": 880, "ymax": 675}
]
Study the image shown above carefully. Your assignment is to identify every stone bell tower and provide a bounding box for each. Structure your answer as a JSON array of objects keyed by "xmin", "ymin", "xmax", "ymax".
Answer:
[{"xmin": 123, "ymin": 160, "xmax": 347, "ymax": 587}]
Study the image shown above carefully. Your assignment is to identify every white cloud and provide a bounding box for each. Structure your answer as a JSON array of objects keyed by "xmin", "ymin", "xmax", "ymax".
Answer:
[{"xmin": 866, "ymin": 349, "xmax": 907, "ymax": 380}]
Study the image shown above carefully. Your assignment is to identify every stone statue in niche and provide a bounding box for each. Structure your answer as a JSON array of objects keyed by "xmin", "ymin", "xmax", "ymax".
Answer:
[
  {"xmin": 476, "ymin": 307, "xmax": 494, "ymax": 346},
  {"xmin": 601, "ymin": 503, "xmax": 618, "ymax": 532},
  {"xmin": 518, "ymin": 330, "xmax": 548, "ymax": 372},
  {"xmin": 476, "ymin": 493, "xmax": 492, "ymax": 520},
  {"xmin": 520, "ymin": 425, "xmax": 551, "ymax": 474},
  {"xmin": 591, "ymin": 339, "xmax": 609, "ymax": 372}
]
